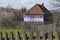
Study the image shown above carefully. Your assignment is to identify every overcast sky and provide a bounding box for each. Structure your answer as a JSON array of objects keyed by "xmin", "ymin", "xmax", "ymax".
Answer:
[{"xmin": 0, "ymin": 0, "xmax": 60, "ymax": 10}]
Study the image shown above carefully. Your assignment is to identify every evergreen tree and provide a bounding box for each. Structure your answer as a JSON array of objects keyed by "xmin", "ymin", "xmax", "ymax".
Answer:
[{"xmin": 21, "ymin": 7, "xmax": 26, "ymax": 13}]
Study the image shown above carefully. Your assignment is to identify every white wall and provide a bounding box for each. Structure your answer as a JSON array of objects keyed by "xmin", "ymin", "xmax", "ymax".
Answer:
[
  {"xmin": 34, "ymin": 18, "xmax": 44, "ymax": 22},
  {"xmin": 24, "ymin": 15, "xmax": 44, "ymax": 22},
  {"xmin": 24, "ymin": 17, "xmax": 30, "ymax": 22}
]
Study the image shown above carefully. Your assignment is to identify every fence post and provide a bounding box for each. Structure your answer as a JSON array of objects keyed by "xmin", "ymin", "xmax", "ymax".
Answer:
[
  {"xmin": 48, "ymin": 31, "xmax": 53, "ymax": 40},
  {"xmin": 15, "ymin": 31, "xmax": 21, "ymax": 40},
  {"xmin": 0, "ymin": 32, "xmax": 2, "ymax": 40},
  {"xmin": 22, "ymin": 31, "xmax": 27, "ymax": 40},
  {"xmin": 55, "ymin": 31, "xmax": 59, "ymax": 40},
  {"xmin": 10, "ymin": 32, "xmax": 14, "ymax": 40},
  {"xmin": 29, "ymin": 31, "xmax": 33, "ymax": 40},
  {"xmin": 36, "ymin": 31, "xmax": 40, "ymax": 40},
  {"xmin": 4, "ymin": 32, "xmax": 8, "ymax": 40},
  {"xmin": 42, "ymin": 31, "xmax": 46, "ymax": 40}
]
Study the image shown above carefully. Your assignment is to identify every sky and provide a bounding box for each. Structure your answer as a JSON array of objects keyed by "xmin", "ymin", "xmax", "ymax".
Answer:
[{"xmin": 0, "ymin": 0, "xmax": 60, "ymax": 10}]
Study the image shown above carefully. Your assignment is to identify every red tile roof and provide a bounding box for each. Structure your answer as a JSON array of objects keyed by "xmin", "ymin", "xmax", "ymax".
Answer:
[{"xmin": 24, "ymin": 4, "xmax": 51, "ymax": 15}]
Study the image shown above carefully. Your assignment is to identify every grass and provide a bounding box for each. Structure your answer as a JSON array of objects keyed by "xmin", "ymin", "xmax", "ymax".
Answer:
[
  {"xmin": 0, "ymin": 28, "xmax": 57, "ymax": 40},
  {"xmin": 0, "ymin": 28, "xmax": 30, "ymax": 37}
]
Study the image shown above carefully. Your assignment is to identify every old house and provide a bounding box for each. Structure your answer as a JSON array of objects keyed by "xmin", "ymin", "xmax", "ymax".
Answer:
[{"xmin": 23, "ymin": 3, "xmax": 53, "ymax": 24}]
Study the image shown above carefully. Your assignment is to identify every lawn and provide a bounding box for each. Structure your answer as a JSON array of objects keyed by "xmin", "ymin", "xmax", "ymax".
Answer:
[
  {"xmin": 0, "ymin": 28, "xmax": 57, "ymax": 40},
  {"xmin": 0, "ymin": 28, "xmax": 30, "ymax": 37}
]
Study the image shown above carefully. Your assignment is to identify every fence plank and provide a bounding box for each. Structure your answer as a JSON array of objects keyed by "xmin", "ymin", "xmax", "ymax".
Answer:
[
  {"xmin": 36, "ymin": 31, "xmax": 41, "ymax": 40},
  {"xmin": 15, "ymin": 31, "xmax": 21, "ymax": 40},
  {"xmin": 42, "ymin": 31, "xmax": 46, "ymax": 40},
  {"xmin": 30, "ymin": 31, "xmax": 33, "ymax": 40},
  {"xmin": 23, "ymin": 31, "xmax": 27, "ymax": 40},
  {"xmin": 0, "ymin": 32, "xmax": 2, "ymax": 40},
  {"xmin": 55, "ymin": 31, "xmax": 59, "ymax": 40},
  {"xmin": 0, "ymin": 31, "xmax": 60, "ymax": 40},
  {"xmin": 4, "ymin": 32, "xmax": 8, "ymax": 40},
  {"xmin": 10, "ymin": 32, "xmax": 14, "ymax": 40},
  {"xmin": 48, "ymin": 31, "xmax": 53, "ymax": 40}
]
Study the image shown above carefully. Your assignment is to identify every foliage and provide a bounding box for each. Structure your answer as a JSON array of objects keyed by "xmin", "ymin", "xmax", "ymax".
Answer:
[
  {"xmin": 21, "ymin": 7, "xmax": 26, "ymax": 13},
  {"xmin": 0, "ymin": 7, "xmax": 26, "ymax": 27}
]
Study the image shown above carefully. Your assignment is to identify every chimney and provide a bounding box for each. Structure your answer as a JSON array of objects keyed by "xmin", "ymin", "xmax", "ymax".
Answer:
[{"xmin": 42, "ymin": 3, "xmax": 44, "ymax": 6}]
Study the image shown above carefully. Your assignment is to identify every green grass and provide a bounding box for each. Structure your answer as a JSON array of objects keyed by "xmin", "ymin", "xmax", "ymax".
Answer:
[
  {"xmin": 0, "ymin": 28, "xmax": 57, "ymax": 40},
  {"xmin": 0, "ymin": 28, "xmax": 30, "ymax": 37}
]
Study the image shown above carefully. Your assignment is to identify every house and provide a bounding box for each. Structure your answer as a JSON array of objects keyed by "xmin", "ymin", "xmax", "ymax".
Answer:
[{"xmin": 23, "ymin": 3, "xmax": 53, "ymax": 24}]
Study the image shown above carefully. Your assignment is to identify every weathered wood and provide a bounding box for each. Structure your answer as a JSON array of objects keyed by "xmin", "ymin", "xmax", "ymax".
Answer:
[
  {"xmin": 0, "ymin": 31, "xmax": 60, "ymax": 40},
  {"xmin": 10, "ymin": 32, "xmax": 14, "ymax": 40},
  {"xmin": 0, "ymin": 32, "xmax": 2, "ymax": 40},
  {"xmin": 4, "ymin": 32, "xmax": 8, "ymax": 40},
  {"xmin": 23, "ymin": 31, "xmax": 27, "ymax": 40},
  {"xmin": 48, "ymin": 31, "xmax": 53, "ymax": 40},
  {"xmin": 36, "ymin": 31, "xmax": 41, "ymax": 40},
  {"xmin": 30, "ymin": 31, "xmax": 33, "ymax": 40},
  {"xmin": 15, "ymin": 31, "xmax": 21, "ymax": 40},
  {"xmin": 42, "ymin": 31, "xmax": 46, "ymax": 40},
  {"xmin": 55, "ymin": 31, "xmax": 59, "ymax": 40}
]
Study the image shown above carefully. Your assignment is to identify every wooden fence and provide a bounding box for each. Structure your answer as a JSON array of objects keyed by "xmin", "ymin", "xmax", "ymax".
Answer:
[{"xmin": 0, "ymin": 31, "xmax": 60, "ymax": 40}]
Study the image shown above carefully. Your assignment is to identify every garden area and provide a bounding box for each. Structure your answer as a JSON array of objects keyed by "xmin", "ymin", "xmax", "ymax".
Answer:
[{"xmin": 0, "ymin": 28, "xmax": 30, "ymax": 37}]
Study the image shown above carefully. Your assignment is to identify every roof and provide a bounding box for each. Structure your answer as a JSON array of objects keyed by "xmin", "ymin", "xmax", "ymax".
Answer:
[{"xmin": 24, "ymin": 4, "xmax": 52, "ymax": 15}]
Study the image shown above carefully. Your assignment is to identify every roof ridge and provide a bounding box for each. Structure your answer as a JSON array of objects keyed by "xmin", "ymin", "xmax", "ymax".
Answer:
[{"xmin": 24, "ymin": 4, "xmax": 52, "ymax": 14}]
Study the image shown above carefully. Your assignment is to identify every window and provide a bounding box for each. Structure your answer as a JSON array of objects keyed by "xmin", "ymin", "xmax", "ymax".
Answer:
[
  {"xmin": 30, "ymin": 16, "xmax": 34, "ymax": 18},
  {"xmin": 24, "ymin": 15, "xmax": 44, "ymax": 22},
  {"xmin": 34, "ymin": 15, "xmax": 43, "ymax": 18}
]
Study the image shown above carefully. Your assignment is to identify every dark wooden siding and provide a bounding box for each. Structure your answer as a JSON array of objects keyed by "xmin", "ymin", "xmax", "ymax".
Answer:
[
  {"xmin": 53, "ymin": 13, "xmax": 60, "ymax": 22},
  {"xmin": 44, "ymin": 14, "xmax": 53, "ymax": 23}
]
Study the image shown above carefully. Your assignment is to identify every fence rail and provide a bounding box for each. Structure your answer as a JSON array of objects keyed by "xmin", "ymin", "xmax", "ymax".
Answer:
[
  {"xmin": 0, "ymin": 21, "xmax": 60, "ymax": 32},
  {"xmin": 0, "ymin": 31, "xmax": 60, "ymax": 40}
]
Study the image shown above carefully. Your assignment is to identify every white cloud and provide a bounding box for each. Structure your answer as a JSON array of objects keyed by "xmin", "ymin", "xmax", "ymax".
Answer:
[
  {"xmin": 0, "ymin": 0, "xmax": 58, "ymax": 10},
  {"xmin": 49, "ymin": 0, "xmax": 60, "ymax": 10},
  {"xmin": 20, "ymin": 0, "xmax": 27, "ymax": 4}
]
